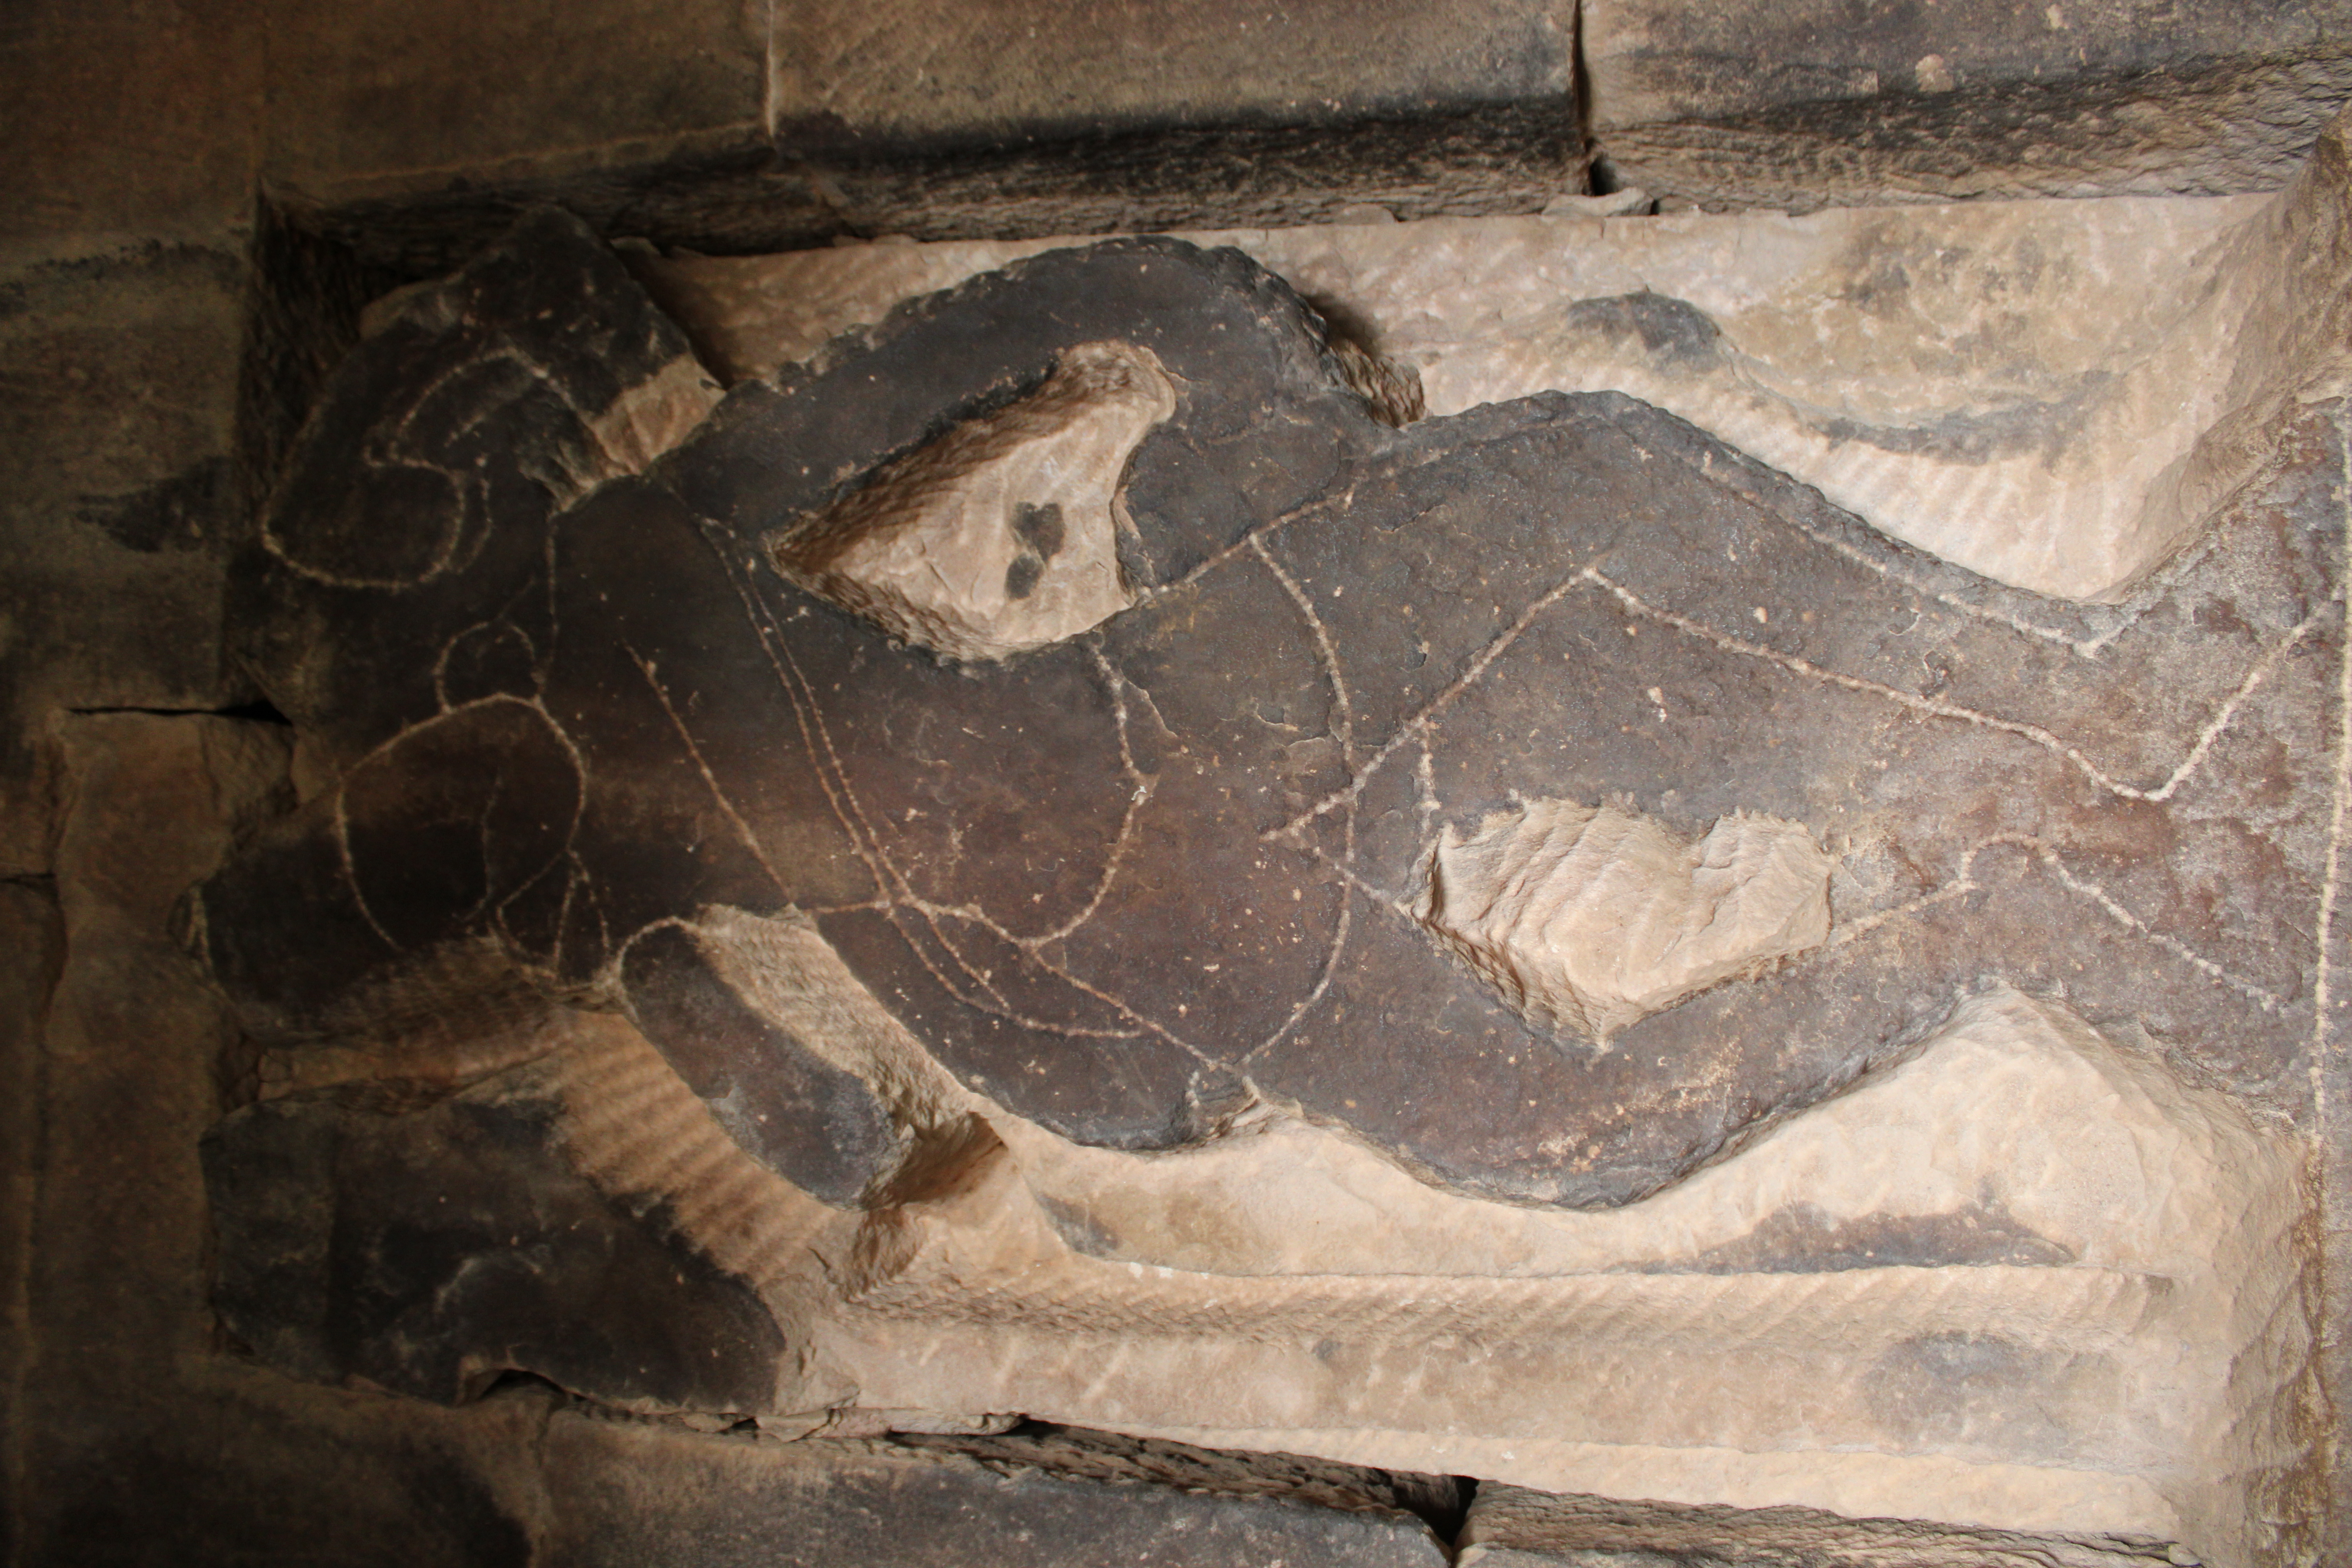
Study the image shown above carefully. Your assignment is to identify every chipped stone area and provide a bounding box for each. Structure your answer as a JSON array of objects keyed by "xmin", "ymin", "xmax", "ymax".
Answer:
[
  {"xmin": 771, "ymin": 340, "xmax": 1172, "ymax": 661},
  {"xmin": 1421, "ymin": 799, "xmax": 1831, "ymax": 1045}
]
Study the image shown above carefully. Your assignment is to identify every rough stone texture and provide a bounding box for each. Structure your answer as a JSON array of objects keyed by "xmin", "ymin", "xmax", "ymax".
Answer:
[
  {"xmin": 289, "ymin": 0, "xmax": 2352, "ymax": 273},
  {"xmin": 10, "ymin": 713, "xmax": 552, "ymax": 1567},
  {"xmin": 187, "ymin": 217, "xmax": 2336, "ymax": 1564},
  {"xmin": 0, "ymin": 877, "xmax": 63, "ymax": 1568},
  {"xmin": 884, "ymin": 1421, "xmax": 1470, "ymax": 1529},
  {"xmin": 204, "ymin": 1086, "xmax": 791, "ymax": 1411},
  {"xmin": 8, "ymin": 4, "xmax": 2352, "ymax": 1564},
  {"xmin": 263, "ymin": 0, "xmax": 768, "ymax": 213},
  {"xmin": 31, "ymin": 716, "xmax": 288, "ymax": 1470},
  {"xmin": 771, "ymin": 0, "xmax": 1573, "ymax": 147},
  {"xmin": 285, "ymin": 0, "xmax": 1585, "ymax": 276},
  {"xmin": 220, "ymin": 205, "xmax": 718, "ymax": 793},
  {"xmin": 1581, "ymin": 0, "xmax": 2352, "ymax": 212},
  {"xmin": 641, "ymin": 108, "xmax": 2352, "ymax": 603},
  {"xmin": 1457, "ymin": 1481, "xmax": 2178, "ymax": 1566},
  {"xmin": 789, "ymin": 985, "xmax": 2307, "ymax": 1554},
  {"xmin": 0, "ymin": 0, "xmax": 261, "ymax": 269},
  {"xmin": 221, "ymin": 223, "xmax": 2343, "ymax": 1198},
  {"xmin": 0, "ymin": 245, "xmax": 254, "ymax": 877},
  {"xmin": 0, "ymin": 0, "xmax": 268, "ymax": 886},
  {"xmin": 535, "ymin": 1414, "xmax": 1452, "ymax": 1568},
  {"xmin": 775, "ymin": 339, "xmax": 1173, "ymax": 660},
  {"xmin": 1, "ymin": 703, "xmax": 1478, "ymax": 1568},
  {"xmin": 1423, "ymin": 801, "xmax": 1833, "ymax": 1045}
]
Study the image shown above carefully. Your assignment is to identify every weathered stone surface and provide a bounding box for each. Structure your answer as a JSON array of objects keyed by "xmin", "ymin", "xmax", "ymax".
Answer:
[
  {"xmin": 262, "ymin": 0, "xmax": 766, "ymax": 211},
  {"xmin": 228, "ymin": 204, "xmax": 719, "ymax": 782},
  {"xmin": 190, "ymin": 212, "xmax": 2335, "ymax": 1563},
  {"xmin": 0, "ymin": 877, "xmax": 62, "ymax": 1568},
  {"xmin": 775, "ymin": 339, "xmax": 1174, "ymax": 661},
  {"xmin": 6, "ymin": 2, "xmax": 2342, "ymax": 1560},
  {"xmin": 1456, "ymin": 1480, "xmax": 2178, "ymax": 1566},
  {"xmin": 536, "ymin": 1412, "xmax": 1452, "ymax": 1567},
  {"xmin": 643, "ymin": 103, "xmax": 2352, "ymax": 603},
  {"xmin": 0, "ymin": 0, "xmax": 260, "ymax": 266},
  {"xmin": 205, "ymin": 1086, "xmax": 789, "ymax": 1410},
  {"xmin": 885, "ymin": 1421, "xmax": 1468, "ymax": 1528},
  {"xmin": 1422, "ymin": 800, "xmax": 1832, "ymax": 1045},
  {"xmin": 0, "ymin": 244, "xmax": 254, "ymax": 877},
  {"xmin": 38, "ymin": 717, "xmax": 287, "ymax": 1376},
  {"xmin": 29, "ymin": 1395, "xmax": 539, "ymax": 1568},
  {"xmin": 260, "ymin": 0, "xmax": 2350, "ymax": 273},
  {"xmin": 771, "ymin": 0, "xmax": 1573, "ymax": 149},
  {"xmin": 215, "ymin": 223, "xmax": 2343, "ymax": 1200},
  {"xmin": 277, "ymin": 0, "xmax": 1583, "ymax": 274},
  {"xmin": 1580, "ymin": 0, "xmax": 2352, "ymax": 211},
  {"xmin": 14, "ymin": 715, "xmax": 531, "ymax": 1563},
  {"xmin": 787, "ymin": 985, "xmax": 2306, "ymax": 1553}
]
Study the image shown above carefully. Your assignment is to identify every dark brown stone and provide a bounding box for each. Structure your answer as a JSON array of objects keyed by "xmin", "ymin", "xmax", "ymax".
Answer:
[
  {"xmin": 262, "ymin": 0, "xmax": 765, "ymax": 212},
  {"xmin": 621, "ymin": 921, "xmax": 898, "ymax": 1204},
  {"xmin": 204, "ymin": 1089, "xmax": 788, "ymax": 1409},
  {"xmin": 201, "ymin": 217, "xmax": 2342, "ymax": 1219},
  {"xmin": 1457, "ymin": 1479, "xmax": 2171, "ymax": 1566},
  {"xmin": 0, "ymin": 877, "xmax": 63, "ymax": 1568},
  {"xmin": 0, "ymin": 245, "xmax": 254, "ymax": 878},
  {"xmin": 1584, "ymin": 0, "xmax": 2352, "ymax": 210},
  {"xmin": 229, "ymin": 206, "xmax": 709, "ymax": 773}
]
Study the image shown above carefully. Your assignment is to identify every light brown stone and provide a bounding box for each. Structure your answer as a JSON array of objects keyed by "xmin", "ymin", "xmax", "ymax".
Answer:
[
  {"xmin": 772, "ymin": 340, "xmax": 1172, "ymax": 661},
  {"xmin": 640, "ymin": 105, "xmax": 2352, "ymax": 604},
  {"xmin": 1421, "ymin": 800, "xmax": 1831, "ymax": 1046},
  {"xmin": 505, "ymin": 901, "xmax": 2308, "ymax": 1567}
]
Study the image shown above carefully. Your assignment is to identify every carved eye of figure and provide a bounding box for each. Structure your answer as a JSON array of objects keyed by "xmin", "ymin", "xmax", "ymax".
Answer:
[{"xmin": 767, "ymin": 340, "xmax": 1178, "ymax": 661}]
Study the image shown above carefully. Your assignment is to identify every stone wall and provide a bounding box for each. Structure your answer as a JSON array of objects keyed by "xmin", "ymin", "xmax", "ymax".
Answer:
[{"xmin": 4, "ymin": 4, "xmax": 2349, "ymax": 1564}]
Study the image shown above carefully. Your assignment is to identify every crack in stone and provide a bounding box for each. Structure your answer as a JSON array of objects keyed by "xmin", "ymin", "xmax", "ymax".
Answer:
[
  {"xmin": 1821, "ymin": 833, "xmax": 2288, "ymax": 1011},
  {"xmin": 622, "ymin": 641, "xmax": 793, "ymax": 903},
  {"xmin": 1580, "ymin": 566, "xmax": 2319, "ymax": 808}
]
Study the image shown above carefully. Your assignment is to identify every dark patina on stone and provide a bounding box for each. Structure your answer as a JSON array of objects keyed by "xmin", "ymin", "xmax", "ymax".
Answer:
[
  {"xmin": 196, "ymin": 209, "xmax": 2340, "ymax": 1399},
  {"xmin": 204, "ymin": 1089, "xmax": 784, "ymax": 1410}
]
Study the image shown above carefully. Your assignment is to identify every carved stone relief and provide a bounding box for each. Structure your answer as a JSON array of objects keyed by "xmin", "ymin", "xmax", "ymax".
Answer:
[{"xmin": 191, "ymin": 118, "xmax": 2352, "ymax": 1568}]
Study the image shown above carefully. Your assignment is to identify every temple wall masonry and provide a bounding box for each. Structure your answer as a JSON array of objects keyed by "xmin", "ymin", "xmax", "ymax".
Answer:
[{"xmin": 5, "ymin": 5, "xmax": 2352, "ymax": 1566}]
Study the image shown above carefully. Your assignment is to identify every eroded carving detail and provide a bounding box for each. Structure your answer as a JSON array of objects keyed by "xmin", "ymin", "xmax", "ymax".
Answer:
[
  {"xmin": 1421, "ymin": 799, "xmax": 1831, "ymax": 1045},
  {"xmin": 772, "ymin": 339, "xmax": 1174, "ymax": 660}
]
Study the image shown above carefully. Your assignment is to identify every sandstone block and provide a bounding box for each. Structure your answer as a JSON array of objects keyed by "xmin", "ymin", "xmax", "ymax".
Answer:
[
  {"xmin": 1580, "ymin": 0, "xmax": 2352, "ymax": 210},
  {"xmin": 188, "ymin": 201, "xmax": 2339, "ymax": 1567}
]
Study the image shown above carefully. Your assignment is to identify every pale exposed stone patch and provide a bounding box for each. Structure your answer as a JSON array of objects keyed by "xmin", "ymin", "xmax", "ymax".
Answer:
[
  {"xmin": 1419, "ymin": 799, "xmax": 1832, "ymax": 1045},
  {"xmin": 769, "ymin": 340, "xmax": 1173, "ymax": 661},
  {"xmin": 586, "ymin": 350, "xmax": 724, "ymax": 474},
  {"xmin": 507, "ymin": 907, "xmax": 2305, "ymax": 1568}
]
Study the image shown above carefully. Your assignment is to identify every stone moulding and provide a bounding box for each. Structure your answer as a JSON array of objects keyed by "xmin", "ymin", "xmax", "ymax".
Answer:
[{"xmin": 191, "ymin": 125, "xmax": 2350, "ymax": 1567}]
